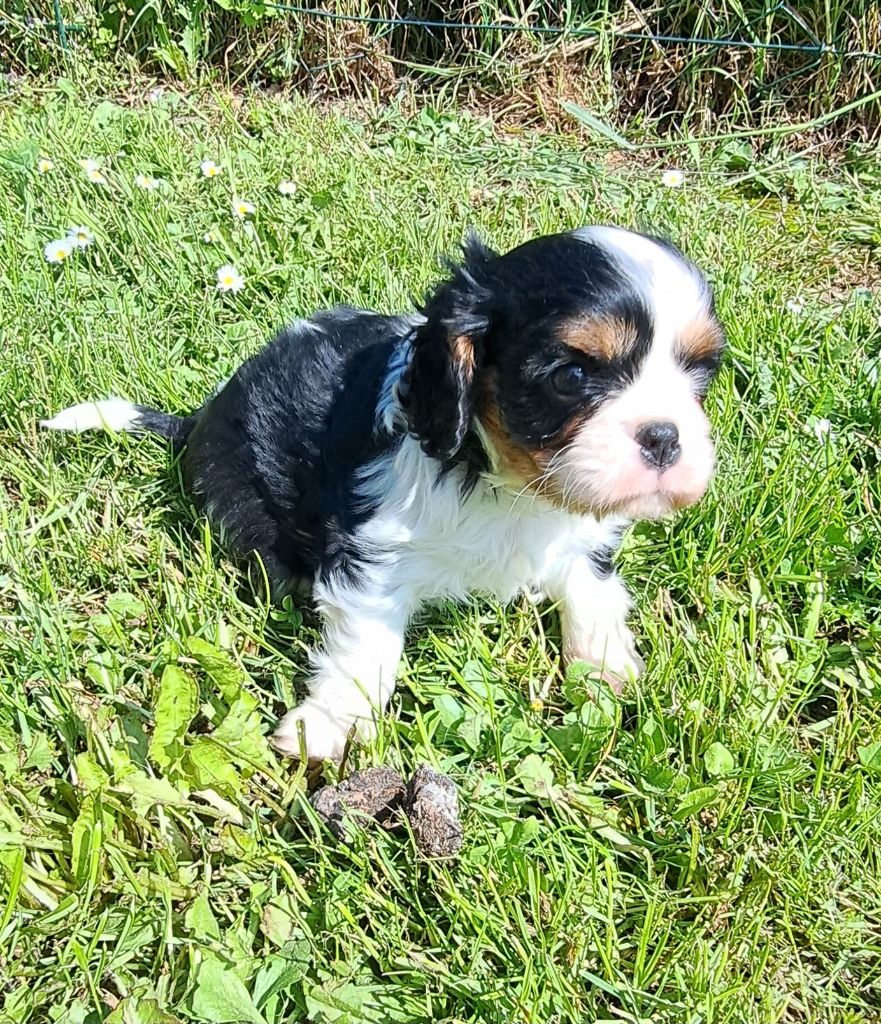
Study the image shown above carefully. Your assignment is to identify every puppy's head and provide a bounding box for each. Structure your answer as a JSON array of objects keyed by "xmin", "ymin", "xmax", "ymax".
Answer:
[{"xmin": 402, "ymin": 226, "xmax": 725, "ymax": 520}]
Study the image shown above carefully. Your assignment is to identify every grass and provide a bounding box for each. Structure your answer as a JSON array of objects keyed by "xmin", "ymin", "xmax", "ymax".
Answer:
[{"xmin": 1, "ymin": 79, "xmax": 881, "ymax": 1024}]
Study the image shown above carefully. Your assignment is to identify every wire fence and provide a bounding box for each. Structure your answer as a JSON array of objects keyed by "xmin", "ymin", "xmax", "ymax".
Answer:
[
  {"xmin": 8, "ymin": 2, "xmax": 881, "ymax": 143},
  {"xmin": 22, "ymin": 1, "xmax": 881, "ymax": 62},
  {"xmin": 260, "ymin": 3, "xmax": 881, "ymax": 62}
]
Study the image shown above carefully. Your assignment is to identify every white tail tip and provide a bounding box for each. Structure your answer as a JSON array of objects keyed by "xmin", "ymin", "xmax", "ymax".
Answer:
[{"xmin": 40, "ymin": 399, "xmax": 140, "ymax": 434}]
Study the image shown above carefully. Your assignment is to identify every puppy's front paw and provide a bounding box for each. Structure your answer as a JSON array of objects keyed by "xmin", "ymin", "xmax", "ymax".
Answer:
[
  {"xmin": 272, "ymin": 700, "xmax": 356, "ymax": 762},
  {"xmin": 564, "ymin": 624, "xmax": 644, "ymax": 694}
]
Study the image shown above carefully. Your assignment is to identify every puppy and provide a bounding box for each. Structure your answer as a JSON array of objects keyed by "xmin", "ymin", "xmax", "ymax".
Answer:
[{"xmin": 43, "ymin": 226, "xmax": 725, "ymax": 761}]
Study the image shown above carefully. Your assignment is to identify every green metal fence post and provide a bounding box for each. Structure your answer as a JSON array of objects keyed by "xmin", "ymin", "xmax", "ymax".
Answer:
[{"xmin": 51, "ymin": 0, "xmax": 69, "ymax": 50}]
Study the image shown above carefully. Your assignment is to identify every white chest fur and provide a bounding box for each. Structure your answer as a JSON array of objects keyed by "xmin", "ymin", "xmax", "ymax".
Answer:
[
  {"xmin": 352, "ymin": 437, "xmax": 626, "ymax": 607},
  {"xmin": 282, "ymin": 437, "xmax": 637, "ymax": 762}
]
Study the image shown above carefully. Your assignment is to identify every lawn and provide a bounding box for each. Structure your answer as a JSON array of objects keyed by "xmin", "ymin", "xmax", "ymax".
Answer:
[{"xmin": 1, "ymin": 80, "xmax": 880, "ymax": 1024}]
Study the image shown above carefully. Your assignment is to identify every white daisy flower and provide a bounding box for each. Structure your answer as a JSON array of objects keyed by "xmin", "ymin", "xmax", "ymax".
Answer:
[
  {"xmin": 786, "ymin": 296, "xmax": 806, "ymax": 315},
  {"xmin": 44, "ymin": 238, "xmax": 73, "ymax": 263},
  {"xmin": 203, "ymin": 230, "xmax": 220, "ymax": 244},
  {"xmin": 87, "ymin": 168, "xmax": 108, "ymax": 184},
  {"xmin": 216, "ymin": 264, "xmax": 244, "ymax": 293},
  {"xmin": 232, "ymin": 198, "xmax": 255, "ymax": 219},
  {"xmin": 813, "ymin": 418, "xmax": 832, "ymax": 441},
  {"xmin": 661, "ymin": 169, "xmax": 685, "ymax": 188},
  {"xmin": 67, "ymin": 225, "xmax": 94, "ymax": 249},
  {"xmin": 278, "ymin": 180, "xmax": 297, "ymax": 196},
  {"xmin": 201, "ymin": 160, "xmax": 222, "ymax": 178},
  {"xmin": 37, "ymin": 157, "xmax": 54, "ymax": 174},
  {"xmin": 135, "ymin": 173, "xmax": 161, "ymax": 190},
  {"xmin": 79, "ymin": 158, "xmax": 100, "ymax": 172}
]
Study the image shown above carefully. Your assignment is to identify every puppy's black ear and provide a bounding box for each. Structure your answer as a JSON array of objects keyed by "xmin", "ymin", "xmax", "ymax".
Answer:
[{"xmin": 402, "ymin": 232, "xmax": 498, "ymax": 461}]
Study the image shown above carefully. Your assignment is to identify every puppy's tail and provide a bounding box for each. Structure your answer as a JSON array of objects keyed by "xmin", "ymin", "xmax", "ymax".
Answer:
[{"xmin": 40, "ymin": 398, "xmax": 194, "ymax": 446}]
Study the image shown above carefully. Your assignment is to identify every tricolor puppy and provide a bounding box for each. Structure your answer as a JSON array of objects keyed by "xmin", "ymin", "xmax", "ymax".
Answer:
[{"xmin": 43, "ymin": 226, "xmax": 725, "ymax": 761}]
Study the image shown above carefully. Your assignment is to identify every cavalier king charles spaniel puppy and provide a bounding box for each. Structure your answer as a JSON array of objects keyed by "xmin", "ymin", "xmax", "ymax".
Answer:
[{"xmin": 43, "ymin": 226, "xmax": 725, "ymax": 761}]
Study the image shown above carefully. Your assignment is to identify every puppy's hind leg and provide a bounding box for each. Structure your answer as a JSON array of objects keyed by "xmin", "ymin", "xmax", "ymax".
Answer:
[{"xmin": 272, "ymin": 575, "xmax": 410, "ymax": 762}]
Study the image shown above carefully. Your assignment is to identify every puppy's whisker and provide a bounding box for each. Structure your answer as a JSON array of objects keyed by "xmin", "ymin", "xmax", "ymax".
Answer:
[{"xmin": 504, "ymin": 441, "xmax": 581, "ymax": 513}]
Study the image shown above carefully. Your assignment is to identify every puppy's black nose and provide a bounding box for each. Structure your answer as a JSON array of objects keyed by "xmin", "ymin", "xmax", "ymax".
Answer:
[{"xmin": 636, "ymin": 421, "xmax": 680, "ymax": 469}]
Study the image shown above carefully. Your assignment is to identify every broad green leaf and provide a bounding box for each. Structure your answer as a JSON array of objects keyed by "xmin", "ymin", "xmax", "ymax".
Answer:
[
  {"xmin": 212, "ymin": 692, "xmax": 269, "ymax": 767},
  {"xmin": 549, "ymin": 693, "xmax": 613, "ymax": 762},
  {"xmin": 517, "ymin": 754, "xmax": 562, "ymax": 802},
  {"xmin": 49, "ymin": 998, "xmax": 90, "ymax": 1023},
  {"xmin": 186, "ymin": 890, "xmax": 221, "ymax": 942},
  {"xmin": 0, "ymin": 140, "xmax": 38, "ymax": 174},
  {"xmin": 113, "ymin": 767, "xmax": 185, "ymax": 815},
  {"xmin": 500, "ymin": 816, "xmax": 542, "ymax": 846},
  {"xmin": 106, "ymin": 591, "xmax": 146, "ymax": 620},
  {"xmin": 549, "ymin": 721, "xmax": 588, "ymax": 761},
  {"xmin": 433, "ymin": 694, "xmax": 464, "ymax": 729},
  {"xmin": 673, "ymin": 786, "xmax": 719, "ymax": 820},
  {"xmin": 191, "ymin": 956, "xmax": 266, "ymax": 1024},
  {"xmin": 149, "ymin": 665, "xmax": 198, "ymax": 770},
  {"xmin": 305, "ymin": 980, "xmax": 369, "ymax": 1023},
  {"xmin": 637, "ymin": 714, "xmax": 668, "ymax": 758},
  {"xmin": 0, "ymin": 829, "xmax": 24, "ymax": 850},
  {"xmin": 260, "ymin": 893, "xmax": 298, "ymax": 947},
  {"xmin": 720, "ymin": 139, "xmax": 753, "ymax": 170},
  {"xmin": 186, "ymin": 738, "xmax": 241, "ymax": 795},
  {"xmin": 580, "ymin": 698, "xmax": 614, "ymax": 734},
  {"xmin": 461, "ymin": 659, "xmax": 490, "ymax": 699},
  {"xmin": 186, "ymin": 636, "xmax": 247, "ymax": 702},
  {"xmin": 91, "ymin": 100, "xmax": 126, "ymax": 126},
  {"xmin": 704, "ymin": 742, "xmax": 736, "ymax": 777},
  {"xmin": 88, "ymin": 615, "xmax": 123, "ymax": 648},
  {"xmin": 74, "ymin": 752, "xmax": 110, "ymax": 793},
  {"xmin": 55, "ymin": 76, "xmax": 77, "ymax": 98},
  {"xmin": 22, "ymin": 732, "xmax": 55, "ymax": 772},
  {"xmin": 562, "ymin": 661, "xmax": 617, "ymax": 718},
  {"xmin": 106, "ymin": 994, "xmax": 182, "ymax": 1024},
  {"xmin": 1, "ymin": 983, "xmax": 35, "ymax": 1021},
  {"xmin": 0, "ymin": 723, "xmax": 18, "ymax": 777},
  {"xmin": 252, "ymin": 946, "xmax": 309, "ymax": 1010},
  {"xmin": 643, "ymin": 764, "xmax": 679, "ymax": 793},
  {"xmin": 500, "ymin": 718, "xmax": 542, "ymax": 756},
  {"xmin": 456, "ymin": 711, "xmax": 486, "ymax": 751},
  {"xmin": 857, "ymin": 741, "xmax": 881, "ymax": 775}
]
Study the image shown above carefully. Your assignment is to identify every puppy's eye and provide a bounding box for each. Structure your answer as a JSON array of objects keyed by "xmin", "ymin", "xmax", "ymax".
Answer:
[
  {"xmin": 680, "ymin": 352, "xmax": 722, "ymax": 388},
  {"xmin": 550, "ymin": 363, "xmax": 588, "ymax": 395}
]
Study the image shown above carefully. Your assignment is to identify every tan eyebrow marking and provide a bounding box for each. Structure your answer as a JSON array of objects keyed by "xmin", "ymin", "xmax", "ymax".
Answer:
[
  {"xmin": 678, "ymin": 314, "xmax": 725, "ymax": 361},
  {"xmin": 558, "ymin": 316, "xmax": 638, "ymax": 361}
]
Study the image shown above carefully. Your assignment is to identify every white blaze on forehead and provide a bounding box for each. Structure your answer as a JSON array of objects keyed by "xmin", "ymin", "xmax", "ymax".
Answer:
[{"xmin": 574, "ymin": 226, "xmax": 709, "ymax": 352}]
